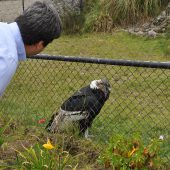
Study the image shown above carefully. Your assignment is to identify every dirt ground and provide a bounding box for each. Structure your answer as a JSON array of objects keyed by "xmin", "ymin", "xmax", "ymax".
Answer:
[{"xmin": 0, "ymin": 0, "xmax": 43, "ymax": 22}]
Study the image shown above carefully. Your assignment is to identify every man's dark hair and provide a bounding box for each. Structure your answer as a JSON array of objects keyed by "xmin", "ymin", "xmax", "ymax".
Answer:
[{"xmin": 15, "ymin": 1, "xmax": 62, "ymax": 46}]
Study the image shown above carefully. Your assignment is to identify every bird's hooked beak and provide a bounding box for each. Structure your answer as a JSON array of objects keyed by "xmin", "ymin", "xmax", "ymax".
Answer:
[
  {"xmin": 100, "ymin": 79, "xmax": 111, "ymax": 98},
  {"xmin": 103, "ymin": 86, "xmax": 111, "ymax": 98}
]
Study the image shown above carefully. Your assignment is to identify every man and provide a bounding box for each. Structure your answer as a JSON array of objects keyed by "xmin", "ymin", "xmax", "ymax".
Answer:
[{"xmin": 0, "ymin": 1, "xmax": 62, "ymax": 96}]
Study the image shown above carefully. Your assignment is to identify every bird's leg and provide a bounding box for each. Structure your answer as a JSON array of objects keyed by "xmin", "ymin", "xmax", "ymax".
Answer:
[
  {"xmin": 84, "ymin": 129, "xmax": 89, "ymax": 138},
  {"xmin": 84, "ymin": 129, "xmax": 94, "ymax": 139}
]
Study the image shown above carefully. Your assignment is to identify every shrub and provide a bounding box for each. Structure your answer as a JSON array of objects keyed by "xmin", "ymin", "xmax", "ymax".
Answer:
[
  {"xmin": 62, "ymin": 12, "xmax": 85, "ymax": 34},
  {"xmin": 0, "ymin": 119, "xmax": 12, "ymax": 147},
  {"xmin": 98, "ymin": 133, "xmax": 165, "ymax": 169}
]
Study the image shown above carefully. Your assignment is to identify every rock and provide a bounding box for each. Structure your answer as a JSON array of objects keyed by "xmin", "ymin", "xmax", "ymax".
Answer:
[
  {"xmin": 148, "ymin": 30, "xmax": 157, "ymax": 38},
  {"xmin": 137, "ymin": 31, "xmax": 144, "ymax": 36},
  {"xmin": 126, "ymin": 3, "xmax": 170, "ymax": 37},
  {"xmin": 134, "ymin": 28, "xmax": 140, "ymax": 32}
]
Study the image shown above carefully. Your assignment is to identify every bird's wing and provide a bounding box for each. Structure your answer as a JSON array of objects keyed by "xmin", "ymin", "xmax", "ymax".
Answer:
[
  {"xmin": 78, "ymin": 95, "xmax": 104, "ymax": 134},
  {"xmin": 61, "ymin": 86, "xmax": 93, "ymax": 112},
  {"xmin": 72, "ymin": 85, "xmax": 93, "ymax": 97}
]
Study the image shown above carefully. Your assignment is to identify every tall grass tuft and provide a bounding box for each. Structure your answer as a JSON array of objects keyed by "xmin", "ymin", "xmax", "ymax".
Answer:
[
  {"xmin": 163, "ymin": 26, "xmax": 170, "ymax": 55},
  {"xmin": 84, "ymin": 0, "xmax": 169, "ymax": 32}
]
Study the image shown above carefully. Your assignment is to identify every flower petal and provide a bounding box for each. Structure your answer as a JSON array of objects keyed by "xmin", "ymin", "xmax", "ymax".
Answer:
[
  {"xmin": 38, "ymin": 119, "xmax": 46, "ymax": 124},
  {"xmin": 43, "ymin": 139, "xmax": 55, "ymax": 150},
  {"xmin": 43, "ymin": 143, "xmax": 54, "ymax": 150}
]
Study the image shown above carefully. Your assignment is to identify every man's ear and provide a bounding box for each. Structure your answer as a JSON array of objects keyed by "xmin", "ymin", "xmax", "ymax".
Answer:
[
  {"xmin": 36, "ymin": 41, "xmax": 44, "ymax": 49},
  {"xmin": 25, "ymin": 41, "xmax": 45, "ymax": 56}
]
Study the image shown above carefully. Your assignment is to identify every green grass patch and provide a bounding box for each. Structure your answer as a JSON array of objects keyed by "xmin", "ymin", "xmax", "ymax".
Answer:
[{"xmin": 44, "ymin": 32, "xmax": 169, "ymax": 61}]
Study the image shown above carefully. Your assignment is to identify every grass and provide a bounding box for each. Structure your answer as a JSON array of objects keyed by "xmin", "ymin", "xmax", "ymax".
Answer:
[
  {"xmin": 0, "ymin": 32, "xmax": 170, "ymax": 168},
  {"xmin": 44, "ymin": 31, "xmax": 169, "ymax": 61}
]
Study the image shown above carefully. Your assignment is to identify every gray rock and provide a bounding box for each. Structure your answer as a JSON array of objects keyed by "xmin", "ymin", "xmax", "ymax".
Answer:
[
  {"xmin": 126, "ymin": 2, "xmax": 170, "ymax": 37},
  {"xmin": 148, "ymin": 30, "xmax": 157, "ymax": 38}
]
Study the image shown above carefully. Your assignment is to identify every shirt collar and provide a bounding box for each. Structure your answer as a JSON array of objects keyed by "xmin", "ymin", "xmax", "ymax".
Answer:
[{"xmin": 8, "ymin": 22, "xmax": 26, "ymax": 61}]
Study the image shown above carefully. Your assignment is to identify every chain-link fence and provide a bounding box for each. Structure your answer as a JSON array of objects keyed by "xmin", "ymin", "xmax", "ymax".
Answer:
[{"xmin": 0, "ymin": 54, "xmax": 170, "ymax": 162}]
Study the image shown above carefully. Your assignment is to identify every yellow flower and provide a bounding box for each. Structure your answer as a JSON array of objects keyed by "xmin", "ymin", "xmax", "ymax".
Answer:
[
  {"xmin": 43, "ymin": 139, "xmax": 55, "ymax": 150},
  {"xmin": 128, "ymin": 146, "xmax": 137, "ymax": 157}
]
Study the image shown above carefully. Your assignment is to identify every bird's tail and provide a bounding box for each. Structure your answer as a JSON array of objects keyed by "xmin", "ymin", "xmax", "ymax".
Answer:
[
  {"xmin": 46, "ymin": 112, "xmax": 64, "ymax": 133},
  {"xmin": 46, "ymin": 109, "xmax": 89, "ymax": 133}
]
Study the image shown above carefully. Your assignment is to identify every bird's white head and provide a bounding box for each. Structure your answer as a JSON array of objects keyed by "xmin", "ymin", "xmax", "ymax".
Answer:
[
  {"xmin": 90, "ymin": 78, "xmax": 111, "ymax": 98},
  {"xmin": 90, "ymin": 79, "xmax": 101, "ymax": 89}
]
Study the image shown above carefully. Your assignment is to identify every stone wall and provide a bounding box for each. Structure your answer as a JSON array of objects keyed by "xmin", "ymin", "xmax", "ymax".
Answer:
[{"xmin": 0, "ymin": 0, "xmax": 43, "ymax": 22}]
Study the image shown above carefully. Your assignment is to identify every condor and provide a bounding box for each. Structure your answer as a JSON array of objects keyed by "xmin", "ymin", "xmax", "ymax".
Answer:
[{"xmin": 46, "ymin": 78, "xmax": 111, "ymax": 138}]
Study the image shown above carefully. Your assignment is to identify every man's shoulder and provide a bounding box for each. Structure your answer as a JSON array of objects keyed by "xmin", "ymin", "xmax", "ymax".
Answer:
[
  {"xmin": 0, "ymin": 22, "xmax": 17, "ymax": 59},
  {"xmin": 0, "ymin": 22, "xmax": 8, "ymax": 25},
  {"xmin": 0, "ymin": 22, "xmax": 13, "ymax": 38},
  {"xmin": 0, "ymin": 22, "xmax": 9, "ymax": 29}
]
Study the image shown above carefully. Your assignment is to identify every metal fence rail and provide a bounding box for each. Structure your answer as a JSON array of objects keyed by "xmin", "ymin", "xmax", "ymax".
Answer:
[
  {"xmin": 28, "ymin": 54, "xmax": 170, "ymax": 69},
  {"xmin": 0, "ymin": 54, "xmax": 170, "ymax": 161}
]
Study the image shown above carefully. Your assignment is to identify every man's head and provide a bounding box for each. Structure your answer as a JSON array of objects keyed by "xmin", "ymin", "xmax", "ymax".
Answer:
[{"xmin": 15, "ymin": 1, "xmax": 62, "ymax": 56}]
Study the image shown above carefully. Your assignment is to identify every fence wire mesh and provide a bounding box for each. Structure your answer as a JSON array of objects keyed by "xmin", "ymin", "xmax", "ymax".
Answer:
[{"xmin": 0, "ymin": 55, "xmax": 170, "ymax": 162}]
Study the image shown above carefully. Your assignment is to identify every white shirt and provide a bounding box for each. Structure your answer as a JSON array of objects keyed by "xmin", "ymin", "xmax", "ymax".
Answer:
[{"xmin": 0, "ymin": 22, "xmax": 26, "ymax": 96}]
